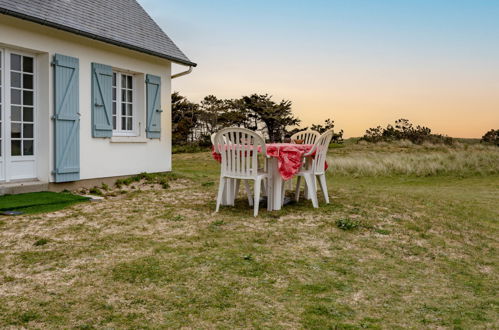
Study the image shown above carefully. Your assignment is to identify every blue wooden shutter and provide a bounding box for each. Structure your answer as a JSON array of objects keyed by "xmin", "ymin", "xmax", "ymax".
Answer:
[
  {"xmin": 146, "ymin": 74, "xmax": 162, "ymax": 139},
  {"xmin": 91, "ymin": 63, "xmax": 113, "ymax": 137},
  {"xmin": 53, "ymin": 54, "xmax": 80, "ymax": 182}
]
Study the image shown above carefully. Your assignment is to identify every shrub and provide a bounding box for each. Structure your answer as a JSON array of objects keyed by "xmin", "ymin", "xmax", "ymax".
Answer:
[
  {"xmin": 481, "ymin": 129, "xmax": 499, "ymax": 146},
  {"xmin": 360, "ymin": 119, "xmax": 453, "ymax": 145}
]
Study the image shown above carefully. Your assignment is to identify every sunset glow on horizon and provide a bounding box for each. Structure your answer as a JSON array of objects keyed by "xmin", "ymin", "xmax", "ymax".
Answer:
[{"xmin": 140, "ymin": 0, "xmax": 499, "ymax": 138}]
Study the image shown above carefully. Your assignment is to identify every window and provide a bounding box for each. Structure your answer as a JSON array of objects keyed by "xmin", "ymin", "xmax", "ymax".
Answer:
[
  {"xmin": 10, "ymin": 53, "xmax": 34, "ymax": 156},
  {"xmin": 112, "ymin": 71, "xmax": 135, "ymax": 135}
]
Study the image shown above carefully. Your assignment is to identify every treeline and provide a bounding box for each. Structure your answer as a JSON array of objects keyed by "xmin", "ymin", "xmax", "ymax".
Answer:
[
  {"xmin": 172, "ymin": 92, "xmax": 498, "ymax": 148},
  {"xmin": 360, "ymin": 119, "xmax": 498, "ymax": 146},
  {"xmin": 172, "ymin": 92, "xmax": 343, "ymax": 146},
  {"xmin": 360, "ymin": 119, "xmax": 454, "ymax": 145}
]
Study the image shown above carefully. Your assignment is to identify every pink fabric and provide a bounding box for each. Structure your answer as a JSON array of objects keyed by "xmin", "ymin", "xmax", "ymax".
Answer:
[
  {"xmin": 266, "ymin": 143, "xmax": 314, "ymax": 180},
  {"xmin": 212, "ymin": 143, "xmax": 327, "ymax": 180}
]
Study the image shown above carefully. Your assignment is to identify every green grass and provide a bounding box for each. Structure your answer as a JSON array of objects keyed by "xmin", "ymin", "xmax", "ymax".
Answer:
[
  {"xmin": 0, "ymin": 191, "xmax": 89, "ymax": 215},
  {"xmin": 0, "ymin": 144, "xmax": 497, "ymax": 328}
]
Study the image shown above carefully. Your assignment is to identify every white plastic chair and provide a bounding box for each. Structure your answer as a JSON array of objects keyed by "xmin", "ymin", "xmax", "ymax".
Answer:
[
  {"xmin": 294, "ymin": 130, "xmax": 334, "ymax": 208},
  {"xmin": 282, "ymin": 129, "xmax": 320, "ymax": 196},
  {"xmin": 291, "ymin": 129, "xmax": 320, "ymax": 145},
  {"xmin": 212, "ymin": 131, "xmax": 253, "ymax": 207},
  {"xmin": 215, "ymin": 127, "xmax": 269, "ymax": 216}
]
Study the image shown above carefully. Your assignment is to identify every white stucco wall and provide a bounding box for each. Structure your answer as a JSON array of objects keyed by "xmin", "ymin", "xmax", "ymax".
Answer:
[{"xmin": 0, "ymin": 14, "xmax": 173, "ymax": 182}]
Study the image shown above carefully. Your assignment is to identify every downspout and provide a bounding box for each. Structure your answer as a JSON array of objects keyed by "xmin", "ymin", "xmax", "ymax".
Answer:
[{"xmin": 172, "ymin": 66, "xmax": 193, "ymax": 79}]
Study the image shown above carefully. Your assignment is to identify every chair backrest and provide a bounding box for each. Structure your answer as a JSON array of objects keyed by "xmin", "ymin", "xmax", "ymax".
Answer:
[
  {"xmin": 308, "ymin": 130, "xmax": 334, "ymax": 173},
  {"xmin": 212, "ymin": 132, "xmax": 228, "ymax": 154},
  {"xmin": 291, "ymin": 129, "xmax": 320, "ymax": 145},
  {"xmin": 215, "ymin": 127, "xmax": 266, "ymax": 178}
]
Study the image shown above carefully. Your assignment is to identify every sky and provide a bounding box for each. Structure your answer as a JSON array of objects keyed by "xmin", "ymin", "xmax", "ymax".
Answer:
[{"xmin": 139, "ymin": 0, "xmax": 499, "ymax": 138}]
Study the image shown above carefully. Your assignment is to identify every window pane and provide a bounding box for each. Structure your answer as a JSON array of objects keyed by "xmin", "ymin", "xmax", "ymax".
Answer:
[
  {"xmin": 23, "ymin": 107, "xmax": 34, "ymax": 122},
  {"xmin": 23, "ymin": 57, "xmax": 33, "ymax": 73},
  {"xmin": 11, "ymin": 54, "xmax": 21, "ymax": 71},
  {"xmin": 121, "ymin": 75, "xmax": 126, "ymax": 88},
  {"xmin": 23, "ymin": 91, "xmax": 33, "ymax": 105},
  {"xmin": 112, "ymin": 102, "xmax": 116, "ymax": 115},
  {"xmin": 121, "ymin": 103, "xmax": 126, "ymax": 116},
  {"xmin": 127, "ymin": 117, "xmax": 132, "ymax": 130},
  {"xmin": 23, "ymin": 140, "xmax": 34, "ymax": 156},
  {"xmin": 121, "ymin": 117, "xmax": 126, "ymax": 130},
  {"xmin": 11, "ymin": 123, "xmax": 21, "ymax": 138},
  {"xmin": 11, "ymin": 72, "xmax": 21, "ymax": 88},
  {"xmin": 23, "ymin": 74, "xmax": 33, "ymax": 89},
  {"xmin": 112, "ymin": 87, "xmax": 116, "ymax": 101},
  {"xmin": 11, "ymin": 140, "xmax": 21, "ymax": 156},
  {"xmin": 121, "ymin": 89, "xmax": 126, "ymax": 102},
  {"xmin": 127, "ymin": 103, "xmax": 132, "ymax": 116},
  {"xmin": 127, "ymin": 75, "xmax": 132, "ymax": 88},
  {"xmin": 127, "ymin": 90, "xmax": 132, "ymax": 102},
  {"xmin": 113, "ymin": 116, "xmax": 116, "ymax": 130},
  {"xmin": 112, "ymin": 72, "xmax": 117, "ymax": 86},
  {"xmin": 11, "ymin": 106, "xmax": 22, "ymax": 121},
  {"xmin": 11, "ymin": 89, "xmax": 21, "ymax": 105},
  {"xmin": 23, "ymin": 124, "xmax": 34, "ymax": 139}
]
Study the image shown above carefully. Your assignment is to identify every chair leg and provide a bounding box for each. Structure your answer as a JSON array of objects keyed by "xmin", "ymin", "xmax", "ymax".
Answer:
[
  {"xmin": 216, "ymin": 177, "xmax": 226, "ymax": 212},
  {"xmin": 295, "ymin": 176, "xmax": 302, "ymax": 202},
  {"xmin": 253, "ymin": 178, "xmax": 262, "ymax": 217},
  {"xmin": 244, "ymin": 180, "xmax": 254, "ymax": 206},
  {"xmin": 318, "ymin": 174, "xmax": 329, "ymax": 204},
  {"xmin": 233, "ymin": 179, "xmax": 240, "ymax": 205},
  {"xmin": 303, "ymin": 174, "xmax": 319, "ymax": 208}
]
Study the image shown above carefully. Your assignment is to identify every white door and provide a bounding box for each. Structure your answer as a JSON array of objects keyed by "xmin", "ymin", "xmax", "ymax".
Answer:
[{"xmin": 0, "ymin": 49, "xmax": 36, "ymax": 182}]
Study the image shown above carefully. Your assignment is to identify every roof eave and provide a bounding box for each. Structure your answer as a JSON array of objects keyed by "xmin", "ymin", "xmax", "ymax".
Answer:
[{"xmin": 0, "ymin": 9, "xmax": 197, "ymax": 67}]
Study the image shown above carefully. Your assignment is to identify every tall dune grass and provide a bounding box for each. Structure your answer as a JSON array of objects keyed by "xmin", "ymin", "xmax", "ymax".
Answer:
[{"xmin": 328, "ymin": 143, "xmax": 499, "ymax": 177}]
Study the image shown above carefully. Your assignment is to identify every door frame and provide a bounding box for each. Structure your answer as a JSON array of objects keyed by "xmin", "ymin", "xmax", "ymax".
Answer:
[{"xmin": 0, "ymin": 47, "xmax": 38, "ymax": 182}]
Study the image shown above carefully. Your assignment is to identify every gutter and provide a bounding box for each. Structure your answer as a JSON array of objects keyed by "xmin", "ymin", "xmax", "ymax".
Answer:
[
  {"xmin": 0, "ymin": 9, "xmax": 197, "ymax": 67},
  {"xmin": 172, "ymin": 66, "xmax": 193, "ymax": 79}
]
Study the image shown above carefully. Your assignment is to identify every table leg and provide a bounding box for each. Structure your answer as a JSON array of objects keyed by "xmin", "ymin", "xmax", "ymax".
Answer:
[{"xmin": 268, "ymin": 158, "xmax": 283, "ymax": 211}]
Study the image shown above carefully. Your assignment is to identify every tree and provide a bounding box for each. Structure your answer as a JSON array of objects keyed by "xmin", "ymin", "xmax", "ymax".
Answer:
[
  {"xmin": 171, "ymin": 92, "xmax": 199, "ymax": 145},
  {"xmin": 197, "ymin": 95, "xmax": 227, "ymax": 137},
  {"xmin": 310, "ymin": 118, "xmax": 344, "ymax": 143},
  {"xmin": 481, "ymin": 129, "xmax": 499, "ymax": 146},
  {"xmin": 238, "ymin": 94, "xmax": 300, "ymax": 142},
  {"xmin": 220, "ymin": 99, "xmax": 254, "ymax": 129}
]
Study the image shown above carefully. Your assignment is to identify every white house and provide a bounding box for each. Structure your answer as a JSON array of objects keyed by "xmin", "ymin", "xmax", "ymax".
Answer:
[{"xmin": 0, "ymin": 0, "xmax": 196, "ymax": 193}]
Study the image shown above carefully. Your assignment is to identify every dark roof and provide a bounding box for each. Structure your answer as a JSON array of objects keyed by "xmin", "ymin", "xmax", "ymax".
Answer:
[{"xmin": 0, "ymin": 0, "xmax": 196, "ymax": 67}]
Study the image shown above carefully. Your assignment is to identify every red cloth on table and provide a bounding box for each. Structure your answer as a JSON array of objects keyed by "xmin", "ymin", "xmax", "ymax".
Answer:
[
  {"xmin": 211, "ymin": 143, "xmax": 327, "ymax": 180},
  {"xmin": 266, "ymin": 143, "xmax": 314, "ymax": 180}
]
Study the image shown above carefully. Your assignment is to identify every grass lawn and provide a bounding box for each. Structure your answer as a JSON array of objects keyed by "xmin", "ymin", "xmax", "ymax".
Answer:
[
  {"xmin": 0, "ymin": 191, "xmax": 89, "ymax": 215},
  {"xmin": 0, "ymin": 143, "xmax": 498, "ymax": 328}
]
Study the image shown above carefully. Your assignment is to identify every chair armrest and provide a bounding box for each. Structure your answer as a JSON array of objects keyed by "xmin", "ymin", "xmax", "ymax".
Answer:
[{"xmin": 303, "ymin": 144, "xmax": 318, "ymax": 157}]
